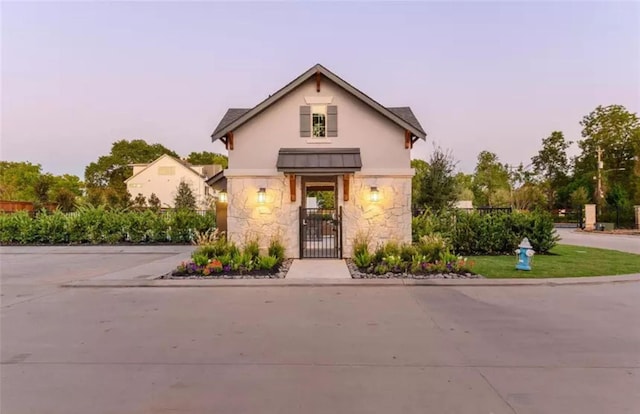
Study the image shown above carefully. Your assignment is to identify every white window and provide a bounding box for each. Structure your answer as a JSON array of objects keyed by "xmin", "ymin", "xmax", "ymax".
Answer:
[{"xmin": 311, "ymin": 105, "xmax": 326, "ymax": 138}]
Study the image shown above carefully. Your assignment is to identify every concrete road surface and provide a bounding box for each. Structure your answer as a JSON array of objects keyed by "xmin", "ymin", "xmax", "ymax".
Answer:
[
  {"xmin": 556, "ymin": 228, "xmax": 640, "ymax": 254},
  {"xmin": 2, "ymin": 246, "xmax": 639, "ymax": 413}
]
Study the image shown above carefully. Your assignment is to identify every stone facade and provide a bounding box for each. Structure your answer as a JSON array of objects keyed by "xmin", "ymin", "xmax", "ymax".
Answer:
[
  {"xmin": 341, "ymin": 174, "xmax": 413, "ymax": 257},
  {"xmin": 224, "ymin": 172, "xmax": 413, "ymax": 259},
  {"xmin": 226, "ymin": 175, "xmax": 301, "ymax": 258}
]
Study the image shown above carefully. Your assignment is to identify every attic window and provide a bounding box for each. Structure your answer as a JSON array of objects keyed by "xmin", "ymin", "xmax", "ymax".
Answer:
[
  {"xmin": 158, "ymin": 166, "xmax": 175, "ymax": 175},
  {"xmin": 312, "ymin": 105, "xmax": 326, "ymax": 138}
]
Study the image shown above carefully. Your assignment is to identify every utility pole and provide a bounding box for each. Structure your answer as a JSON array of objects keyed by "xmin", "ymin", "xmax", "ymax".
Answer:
[{"xmin": 596, "ymin": 146, "xmax": 604, "ymax": 204}]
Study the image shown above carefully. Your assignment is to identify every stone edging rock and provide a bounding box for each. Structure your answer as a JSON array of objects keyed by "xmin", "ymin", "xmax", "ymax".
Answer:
[{"xmin": 345, "ymin": 259, "xmax": 484, "ymax": 279}]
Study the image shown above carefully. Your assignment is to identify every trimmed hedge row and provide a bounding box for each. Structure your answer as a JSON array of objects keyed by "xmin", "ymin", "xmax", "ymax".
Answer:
[
  {"xmin": 412, "ymin": 209, "xmax": 559, "ymax": 255},
  {"xmin": 0, "ymin": 207, "xmax": 216, "ymax": 245}
]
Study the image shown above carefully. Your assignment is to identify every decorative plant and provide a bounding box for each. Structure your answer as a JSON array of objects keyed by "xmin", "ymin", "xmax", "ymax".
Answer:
[
  {"xmin": 258, "ymin": 255, "xmax": 279, "ymax": 271},
  {"xmin": 353, "ymin": 251, "xmax": 372, "ymax": 269},
  {"xmin": 268, "ymin": 235, "xmax": 286, "ymax": 263}
]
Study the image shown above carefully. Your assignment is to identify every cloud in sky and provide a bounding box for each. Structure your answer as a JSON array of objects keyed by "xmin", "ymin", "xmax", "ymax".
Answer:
[{"xmin": 2, "ymin": 1, "xmax": 638, "ymax": 178}]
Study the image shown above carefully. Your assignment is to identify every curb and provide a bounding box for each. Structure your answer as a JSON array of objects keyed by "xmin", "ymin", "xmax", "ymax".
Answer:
[{"xmin": 61, "ymin": 273, "xmax": 640, "ymax": 288}]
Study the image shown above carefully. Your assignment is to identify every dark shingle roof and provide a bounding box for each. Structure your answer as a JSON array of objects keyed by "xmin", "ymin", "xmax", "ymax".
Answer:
[
  {"xmin": 386, "ymin": 107, "xmax": 426, "ymax": 135},
  {"xmin": 212, "ymin": 108, "xmax": 251, "ymax": 137}
]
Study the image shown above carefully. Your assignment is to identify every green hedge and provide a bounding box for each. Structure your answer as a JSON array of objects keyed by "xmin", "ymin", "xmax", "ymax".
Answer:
[
  {"xmin": 412, "ymin": 209, "xmax": 559, "ymax": 255},
  {"xmin": 0, "ymin": 207, "xmax": 216, "ymax": 245}
]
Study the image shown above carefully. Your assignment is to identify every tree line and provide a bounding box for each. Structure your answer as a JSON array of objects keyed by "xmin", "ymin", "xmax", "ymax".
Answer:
[
  {"xmin": 0, "ymin": 139, "xmax": 228, "ymax": 212},
  {"xmin": 412, "ymin": 104, "xmax": 640, "ymax": 225}
]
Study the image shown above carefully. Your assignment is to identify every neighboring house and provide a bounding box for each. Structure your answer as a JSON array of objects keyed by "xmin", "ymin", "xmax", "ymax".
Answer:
[
  {"xmin": 126, "ymin": 154, "xmax": 221, "ymax": 209},
  {"xmin": 208, "ymin": 64, "xmax": 426, "ymax": 258}
]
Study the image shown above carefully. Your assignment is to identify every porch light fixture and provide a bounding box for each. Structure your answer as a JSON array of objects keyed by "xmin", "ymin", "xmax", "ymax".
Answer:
[
  {"xmin": 369, "ymin": 186, "xmax": 380, "ymax": 202},
  {"xmin": 257, "ymin": 188, "xmax": 266, "ymax": 204},
  {"xmin": 218, "ymin": 191, "xmax": 228, "ymax": 203}
]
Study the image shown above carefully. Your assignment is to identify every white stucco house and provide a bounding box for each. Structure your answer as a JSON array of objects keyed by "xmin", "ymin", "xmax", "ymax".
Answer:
[
  {"xmin": 208, "ymin": 64, "xmax": 426, "ymax": 258},
  {"xmin": 125, "ymin": 154, "xmax": 221, "ymax": 209}
]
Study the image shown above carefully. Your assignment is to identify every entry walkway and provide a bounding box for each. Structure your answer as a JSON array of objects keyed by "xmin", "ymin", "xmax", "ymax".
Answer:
[{"xmin": 286, "ymin": 259, "xmax": 352, "ymax": 279}]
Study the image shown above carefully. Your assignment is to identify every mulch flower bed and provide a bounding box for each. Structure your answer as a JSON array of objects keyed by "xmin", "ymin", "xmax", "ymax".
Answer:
[
  {"xmin": 346, "ymin": 259, "xmax": 484, "ymax": 279},
  {"xmin": 162, "ymin": 259, "xmax": 293, "ymax": 279}
]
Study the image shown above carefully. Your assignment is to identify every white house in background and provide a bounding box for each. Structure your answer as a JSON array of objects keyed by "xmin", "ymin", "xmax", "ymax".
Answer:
[
  {"xmin": 125, "ymin": 154, "xmax": 222, "ymax": 209},
  {"xmin": 208, "ymin": 63, "xmax": 426, "ymax": 259}
]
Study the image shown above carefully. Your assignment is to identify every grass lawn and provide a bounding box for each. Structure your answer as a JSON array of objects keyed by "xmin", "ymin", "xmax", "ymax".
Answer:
[{"xmin": 471, "ymin": 244, "xmax": 640, "ymax": 278}]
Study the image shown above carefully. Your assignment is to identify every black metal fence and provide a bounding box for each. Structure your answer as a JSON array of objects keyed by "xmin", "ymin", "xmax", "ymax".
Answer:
[
  {"xmin": 413, "ymin": 207, "xmax": 513, "ymax": 217},
  {"xmin": 299, "ymin": 207, "xmax": 342, "ymax": 258}
]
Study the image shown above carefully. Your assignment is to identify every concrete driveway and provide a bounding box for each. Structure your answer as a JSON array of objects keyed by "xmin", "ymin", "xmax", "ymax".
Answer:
[
  {"xmin": 556, "ymin": 228, "xmax": 640, "ymax": 254},
  {"xmin": 2, "ymin": 246, "xmax": 639, "ymax": 413}
]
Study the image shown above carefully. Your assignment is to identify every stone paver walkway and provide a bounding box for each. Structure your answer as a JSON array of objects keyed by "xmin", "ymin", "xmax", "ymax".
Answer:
[{"xmin": 285, "ymin": 259, "xmax": 351, "ymax": 279}]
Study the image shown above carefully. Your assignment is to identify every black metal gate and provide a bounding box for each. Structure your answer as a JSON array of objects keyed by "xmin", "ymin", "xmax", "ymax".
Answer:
[{"xmin": 299, "ymin": 207, "xmax": 342, "ymax": 258}]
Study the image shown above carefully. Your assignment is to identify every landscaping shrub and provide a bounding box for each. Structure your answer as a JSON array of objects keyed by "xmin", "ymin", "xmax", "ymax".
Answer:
[
  {"xmin": 243, "ymin": 236, "xmax": 260, "ymax": 259},
  {"xmin": 33, "ymin": 210, "xmax": 68, "ymax": 244},
  {"xmin": 174, "ymin": 232, "xmax": 286, "ymax": 277},
  {"xmin": 0, "ymin": 211, "xmax": 35, "ymax": 244},
  {"xmin": 268, "ymin": 235, "xmax": 286, "ymax": 263},
  {"xmin": 416, "ymin": 233, "xmax": 449, "ymax": 262},
  {"xmin": 352, "ymin": 231, "xmax": 371, "ymax": 257},
  {"xmin": 0, "ymin": 207, "xmax": 216, "ymax": 245},
  {"xmin": 258, "ymin": 255, "xmax": 279, "ymax": 270},
  {"xmin": 352, "ymin": 239, "xmax": 476, "ymax": 276},
  {"xmin": 412, "ymin": 209, "xmax": 558, "ymax": 255}
]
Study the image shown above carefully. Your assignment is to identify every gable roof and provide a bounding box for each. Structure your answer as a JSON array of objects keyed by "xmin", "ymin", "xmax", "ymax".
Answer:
[
  {"xmin": 124, "ymin": 154, "xmax": 206, "ymax": 184},
  {"xmin": 211, "ymin": 63, "xmax": 426, "ymax": 141}
]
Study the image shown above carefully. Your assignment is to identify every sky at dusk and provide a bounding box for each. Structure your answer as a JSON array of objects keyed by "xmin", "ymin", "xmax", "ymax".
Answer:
[{"xmin": 2, "ymin": 1, "xmax": 639, "ymax": 179}]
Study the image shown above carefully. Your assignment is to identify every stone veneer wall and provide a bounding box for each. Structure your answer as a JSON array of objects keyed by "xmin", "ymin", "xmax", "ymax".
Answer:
[
  {"xmin": 226, "ymin": 176, "xmax": 301, "ymax": 258},
  {"xmin": 341, "ymin": 174, "xmax": 413, "ymax": 257},
  {"xmin": 226, "ymin": 173, "xmax": 413, "ymax": 259}
]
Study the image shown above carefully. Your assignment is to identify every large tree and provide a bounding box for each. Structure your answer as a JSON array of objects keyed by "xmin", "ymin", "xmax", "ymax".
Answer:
[
  {"xmin": 0, "ymin": 161, "xmax": 42, "ymax": 201},
  {"xmin": 84, "ymin": 139, "xmax": 178, "ymax": 205},
  {"xmin": 454, "ymin": 172, "xmax": 475, "ymax": 203},
  {"xmin": 531, "ymin": 131, "xmax": 572, "ymax": 209},
  {"xmin": 412, "ymin": 146, "xmax": 458, "ymax": 212},
  {"xmin": 574, "ymin": 105, "xmax": 640, "ymax": 205},
  {"xmin": 472, "ymin": 151, "xmax": 510, "ymax": 207},
  {"xmin": 0, "ymin": 162, "xmax": 83, "ymax": 208},
  {"xmin": 186, "ymin": 151, "xmax": 228, "ymax": 169}
]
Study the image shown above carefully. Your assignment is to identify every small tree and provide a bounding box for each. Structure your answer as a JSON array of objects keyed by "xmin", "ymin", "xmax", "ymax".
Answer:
[
  {"xmin": 132, "ymin": 193, "xmax": 147, "ymax": 211},
  {"xmin": 54, "ymin": 188, "xmax": 77, "ymax": 212},
  {"xmin": 174, "ymin": 181, "xmax": 196, "ymax": 211},
  {"xmin": 414, "ymin": 146, "xmax": 458, "ymax": 212},
  {"xmin": 33, "ymin": 174, "xmax": 53, "ymax": 210},
  {"xmin": 570, "ymin": 187, "xmax": 589, "ymax": 210},
  {"xmin": 148, "ymin": 193, "xmax": 161, "ymax": 213}
]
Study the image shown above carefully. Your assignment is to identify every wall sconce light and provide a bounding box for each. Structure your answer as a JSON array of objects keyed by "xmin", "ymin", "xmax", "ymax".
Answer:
[
  {"xmin": 218, "ymin": 191, "xmax": 228, "ymax": 203},
  {"xmin": 370, "ymin": 186, "xmax": 380, "ymax": 202},
  {"xmin": 257, "ymin": 187, "xmax": 266, "ymax": 204}
]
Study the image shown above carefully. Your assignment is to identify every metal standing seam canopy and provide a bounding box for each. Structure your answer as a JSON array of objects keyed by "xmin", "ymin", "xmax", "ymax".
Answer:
[{"xmin": 276, "ymin": 148, "xmax": 362, "ymax": 174}]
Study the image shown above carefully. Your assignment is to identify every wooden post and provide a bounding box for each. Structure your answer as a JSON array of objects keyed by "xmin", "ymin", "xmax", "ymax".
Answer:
[
  {"xmin": 228, "ymin": 131, "xmax": 234, "ymax": 150},
  {"xmin": 404, "ymin": 130, "xmax": 412, "ymax": 149},
  {"xmin": 343, "ymin": 175, "xmax": 350, "ymax": 202},
  {"xmin": 289, "ymin": 174, "xmax": 296, "ymax": 202}
]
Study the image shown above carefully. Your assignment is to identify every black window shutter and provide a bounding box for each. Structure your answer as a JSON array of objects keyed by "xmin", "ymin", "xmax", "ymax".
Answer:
[
  {"xmin": 300, "ymin": 106, "xmax": 311, "ymax": 137},
  {"xmin": 327, "ymin": 105, "xmax": 338, "ymax": 137}
]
